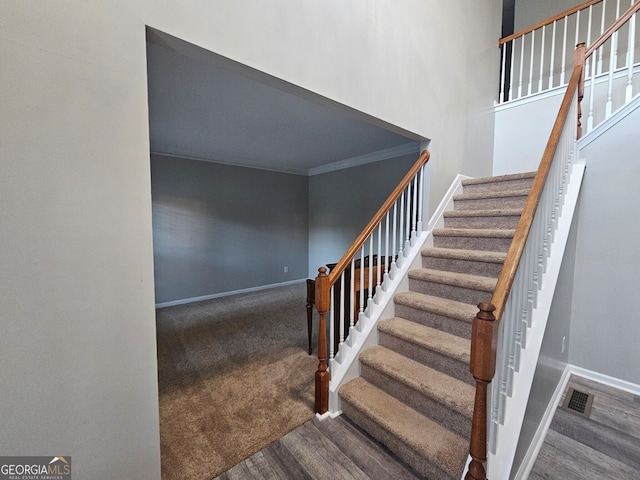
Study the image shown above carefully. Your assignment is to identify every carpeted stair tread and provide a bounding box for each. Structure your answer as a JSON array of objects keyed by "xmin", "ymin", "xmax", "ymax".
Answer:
[
  {"xmin": 444, "ymin": 208, "xmax": 523, "ymax": 219},
  {"xmin": 360, "ymin": 346, "xmax": 474, "ymax": 419},
  {"xmin": 339, "ymin": 377, "xmax": 469, "ymax": 479},
  {"xmin": 433, "ymin": 227, "xmax": 515, "ymax": 239},
  {"xmin": 408, "ymin": 268, "xmax": 496, "ymax": 292},
  {"xmin": 461, "ymin": 171, "xmax": 536, "ymax": 186},
  {"xmin": 421, "ymin": 247, "xmax": 506, "ymax": 264},
  {"xmin": 453, "ymin": 188, "xmax": 531, "ymax": 201},
  {"xmin": 378, "ymin": 317, "xmax": 471, "ymax": 365},
  {"xmin": 394, "ymin": 291, "xmax": 477, "ymax": 322}
]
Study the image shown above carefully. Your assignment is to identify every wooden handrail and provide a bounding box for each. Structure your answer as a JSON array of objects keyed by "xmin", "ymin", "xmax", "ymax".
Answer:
[
  {"xmin": 490, "ymin": 62, "xmax": 583, "ymax": 321},
  {"xmin": 586, "ymin": 1, "xmax": 640, "ymax": 56},
  {"xmin": 499, "ymin": 0, "xmax": 603, "ymax": 45},
  {"xmin": 326, "ymin": 149, "xmax": 430, "ymax": 287}
]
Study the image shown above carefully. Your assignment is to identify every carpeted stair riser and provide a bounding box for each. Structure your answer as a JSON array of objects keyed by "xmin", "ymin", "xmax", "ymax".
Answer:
[
  {"xmin": 461, "ymin": 172, "xmax": 536, "ymax": 194},
  {"xmin": 453, "ymin": 190, "xmax": 529, "ymax": 211},
  {"xmin": 433, "ymin": 229, "xmax": 514, "ymax": 252},
  {"xmin": 378, "ymin": 327, "xmax": 473, "ymax": 385},
  {"xmin": 421, "ymin": 249, "xmax": 505, "ymax": 278},
  {"xmin": 408, "ymin": 270, "xmax": 495, "ymax": 306},
  {"xmin": 394, "ymin": 301, "xmax": 473, "ymax": 340},
  {"xmin": 359, "ymin": 361, "xmax": 472, "ymax": 438},
  {"xmin": 443, "ymin": 209, "xmax": 522, "ymax": 230}
]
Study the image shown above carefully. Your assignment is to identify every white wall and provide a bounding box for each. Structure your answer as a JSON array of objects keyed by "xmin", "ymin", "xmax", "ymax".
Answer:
[
  {"xmin": 493, "ymin": 91, "xmax": 565, "ymax": 175},
  {"xmin": 0, "ymin": 1, "xmax": 501, "ymax": 477},
  {"xmin": 568, "ymin": 105, "xmax": 640, "ymax": 385}
]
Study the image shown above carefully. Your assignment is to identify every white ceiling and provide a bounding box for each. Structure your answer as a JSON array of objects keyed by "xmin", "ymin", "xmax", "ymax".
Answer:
[{"xmin": 146, "ymin": 29, "xmax": 423, "ymax": 175}]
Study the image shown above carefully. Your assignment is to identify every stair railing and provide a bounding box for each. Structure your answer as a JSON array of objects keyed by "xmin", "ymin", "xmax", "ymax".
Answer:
[
  {"xmin": 465, "ymin": 43, "xmax": 585, "ymax": 480},
  {"xmin": 499, "ymin": 0, "xmax": 624, "ymax": 103},
  {"xmin": 314, "ymin": 150, "xmax": 430, "ymax": 414},
  {"xmin": 469, "ymin": 6, "xmax": 639, "ymax": 475},
  {"xmin": 583, "ymin": 0, "xmax": 640, "ymax": 133}
]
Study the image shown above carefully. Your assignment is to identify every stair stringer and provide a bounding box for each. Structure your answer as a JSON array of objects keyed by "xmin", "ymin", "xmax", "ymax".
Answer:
[
  {"xmin": 322, "ymin": 174, "xmax": 472, "ymax": 417},
  {"xmin": 484, "ymin": 159, "xmax": 586, "ymax": 479}
]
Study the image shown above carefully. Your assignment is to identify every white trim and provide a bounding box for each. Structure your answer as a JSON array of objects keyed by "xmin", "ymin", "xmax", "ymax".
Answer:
[
  {"xmin": 567, "ymin": 365, "xmax": 640, "ymax": 396},
  {"xmin": 513, "ymin": 364, "xmax": 572, "ymax": 480},
  {"xmin": 155, "ymin": 278, "xmax": 307, "ymax": 308},
  {"xmin": 307, "ymin": 142, "xmax": 420, "ymax": 176},
  {"xmin": 578, "ymin": 93, "xmax": 640, "ymax": 147}
]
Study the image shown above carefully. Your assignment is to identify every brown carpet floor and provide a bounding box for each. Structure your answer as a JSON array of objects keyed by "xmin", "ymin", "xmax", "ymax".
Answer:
[{"xmin": 156, "ymin": 282, "xmax": 318, "ymax": 480}]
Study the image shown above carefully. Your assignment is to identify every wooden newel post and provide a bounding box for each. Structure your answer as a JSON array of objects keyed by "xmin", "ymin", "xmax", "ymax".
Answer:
[
  {"xmin": 574, "ymin": 42, "xmax": 586, "ymax": 140},
  {"xmin": 465, "ymin": 301, "xmax": 498, "ymax": 480},
  {"xmin": 314, "ymin": 267, "xmax": 330, "ymax": 414}
]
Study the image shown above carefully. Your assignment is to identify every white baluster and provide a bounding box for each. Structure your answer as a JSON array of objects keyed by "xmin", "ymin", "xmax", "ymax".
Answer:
[
  {"xmin": 528, "ymin": 29, "xmax": 536, "ymax": 95},
  {"xmin": 417, "ymin": 165, "xmax": 424, "ymax": 234},
  {"xmin": 329, "ymin": 285, "xmax": 335, "ymax": 362},
  {"xmin": 404, "ymin": 189, "xmax": 411, "ymax": 254},
  {"xmin": 411, "ymin": 176, "xmax": 418, "ymax": 246},
  {"xmin": 598, "ymin": 0, "xmax": 608, "ymax": 74},
  {"xmin": 367, "ymin": 237, "xmax": 374, "ymax": 315},
  {"xmin": 509, "ymin": 38, "xmax": 516, "ymax": 100},
  {"xmin": 606, "ymin": 29, "xmax": 617, "ymax": 117},
  {"xmin": 586, "ymin": 5, "xmax": 594, "ymax": 74},
  {"xmin": 518, "ymin": 35, "xmax": 525, "ymax": 98},
  {"xmin": 358, "ymin": 247, "xmax": 365, "ymax": 322},
  {"xmin": 539, "ymin": 25, "xmax": 546, "ymax": 92},
  {"xmin": 349, "ymin": 257, "xmax": 355, "ymax": 334},
  {"xmin": 338, "ymin": 272, "xmax": 345, "ymax": 360},
  {"xmin": 626, "ymin": 8, "xmax": 636, "ymax": 101},
  {"xmin": 397, "ymin": 193, "xmax": 404, "ymax": 267},
  {"xmin": 500, "ymin": 43, "xmax": 507, "ymax": 103},
  {"xmin": 549, "ymin": 21, "xmax": 557, "ymax": 89},
  {"xmin": 561, "ymin": 16, "xmax": 569, "ymax": 85},
  {"xmin": 614, "ymin": 0, "xmax": 621, "ymax": 68},
  {"xmin": 384, "ymin": 212, "xmax": 390, "ymax": 287},
  {"xmin": 587, "ymin": 48, "xmax": 597, "ymax": 132},
  {"xmin": 391, "ymin": 202, "xmax": 398, "ymax": 275},
  {"xmin": 375, "ymin": 224, "xmax": 382, "ymax": 301}
]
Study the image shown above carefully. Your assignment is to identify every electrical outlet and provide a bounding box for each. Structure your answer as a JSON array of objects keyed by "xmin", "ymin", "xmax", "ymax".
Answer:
[{"xmin": 283, "ymin": 266, "xmax": 288, "ymax": 273}]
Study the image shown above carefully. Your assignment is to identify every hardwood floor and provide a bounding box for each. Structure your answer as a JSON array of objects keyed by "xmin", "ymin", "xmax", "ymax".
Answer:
[
  {"xmin": 530, "ymin": 374, "xmax": 640, "ymax": 479},
  {"xmin": 214, "ymin": 415, "xmax": 421, "ymax": 480}
]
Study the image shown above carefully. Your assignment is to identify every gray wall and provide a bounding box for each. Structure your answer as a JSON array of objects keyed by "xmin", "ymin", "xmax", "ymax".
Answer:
[
  {"xmin": 151, "ymin": 154, "xmax": 309, "ymax": 304},
  {"xmin": 0, "ymin": 1, "xmax": 502, "ymax": 478},
  {"xmin": 569, "ymin": 106, "xmax": 640, "ymax": 385},
  {"xmin": 308, "ymin": 154, "xmax": 418, "ymax": 277}
]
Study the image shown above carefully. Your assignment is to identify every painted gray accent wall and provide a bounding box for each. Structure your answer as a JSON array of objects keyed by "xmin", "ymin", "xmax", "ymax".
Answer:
[
  {"xmin": 308, "ymin": 154, "xmax": 417, "ymax": 277},
  {"xmin": 151, "ymin": 154, "xmax": 309, "ymax": 304},
  {"xmin": 569, "ymin": 106, "xmax": 640, "ymax": 385}
]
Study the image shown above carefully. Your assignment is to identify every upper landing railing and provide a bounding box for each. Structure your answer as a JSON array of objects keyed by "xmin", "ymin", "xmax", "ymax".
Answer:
[{"xmin": 499, "ymin": 0, "xmax": 639, "ymax": 134}]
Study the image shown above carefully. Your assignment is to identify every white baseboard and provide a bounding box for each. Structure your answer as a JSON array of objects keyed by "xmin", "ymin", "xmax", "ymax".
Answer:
[
  {"xmin": 155, "ymin": 278, "xmax": 307, "ymax": 308},
  {"xmin": 567, "ymin": 365, "xmax": 640, "ymax": 396}
]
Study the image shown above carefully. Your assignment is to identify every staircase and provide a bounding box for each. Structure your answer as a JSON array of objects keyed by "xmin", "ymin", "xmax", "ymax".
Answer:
[{"xmin": 338, "ymin": 171, "xmax": 536, "ymax": 479}]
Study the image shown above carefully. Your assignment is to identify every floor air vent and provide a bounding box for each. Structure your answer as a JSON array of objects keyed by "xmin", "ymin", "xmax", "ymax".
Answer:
[{"xmin": 562, "ymin": 387, "xmax": 594, "ymax": 417}]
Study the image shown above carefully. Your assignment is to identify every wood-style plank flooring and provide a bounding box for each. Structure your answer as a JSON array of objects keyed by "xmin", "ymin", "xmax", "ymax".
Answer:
[
  {"xmin": 214, "ymin": 415, "xmax": 421, "ymax": 480},
  {"xmin": 530, "ymin": 374, "xmax": 640, "ymax": 479}
]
